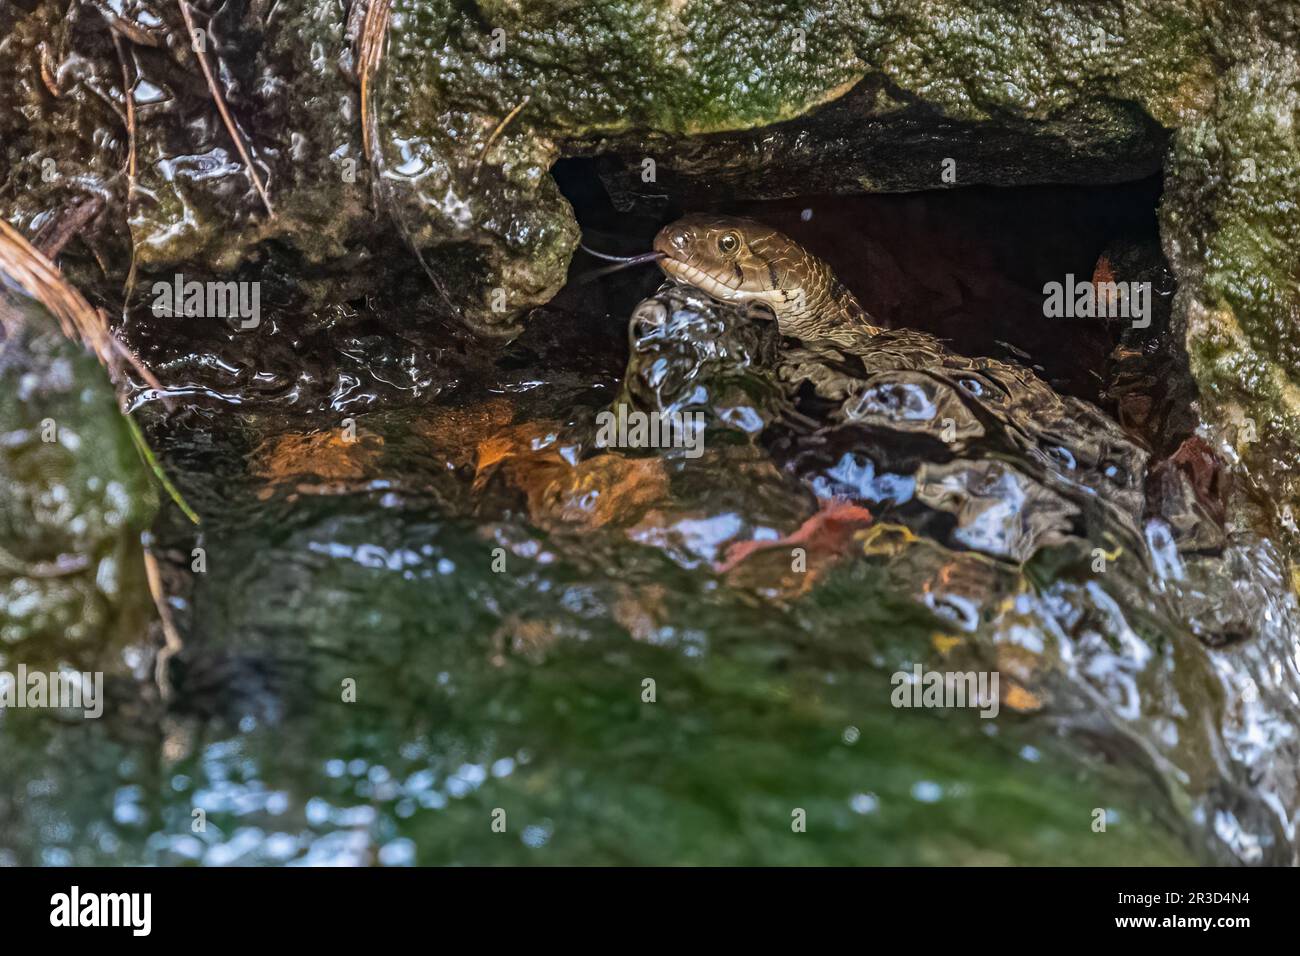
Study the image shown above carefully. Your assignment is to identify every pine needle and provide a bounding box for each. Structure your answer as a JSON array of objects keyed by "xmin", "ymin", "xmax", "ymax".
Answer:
[
  {"xmin": 472, "ymin": 96, "xmax": 530, "ymax": 185},
  {"xmin": 358, "ymin": 0, "xmax": 393, "ymax": 164},
  {"xmin": 126, "ymin": 413, "xmax": 201, "ymax": 525},
  {"xmin": 177, "ymin": 0, "xmax": 274, "ymax": 217}
]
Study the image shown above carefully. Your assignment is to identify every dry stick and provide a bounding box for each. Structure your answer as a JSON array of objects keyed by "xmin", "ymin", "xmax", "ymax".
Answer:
[
  {"xmin": 472, "ymin": 95, "xmax": 530, "ymax": 185},
  {"xmin": 177, "ymin": 0, "xmax": 274, "ymax": 217}
]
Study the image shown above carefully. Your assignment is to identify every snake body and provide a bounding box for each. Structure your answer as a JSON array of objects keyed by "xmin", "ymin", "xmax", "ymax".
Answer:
[{"xmin": 653, "ymin": 215, "xmax": 880, "ymax": 343}]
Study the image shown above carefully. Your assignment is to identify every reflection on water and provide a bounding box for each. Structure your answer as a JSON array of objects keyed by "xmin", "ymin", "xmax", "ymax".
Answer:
[{"xmin": 2, "ymin": 184, "xmax": 1298, "ymax": 866}]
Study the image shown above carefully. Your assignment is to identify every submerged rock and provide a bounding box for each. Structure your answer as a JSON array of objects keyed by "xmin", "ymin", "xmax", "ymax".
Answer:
[
  {"xmin": 619, "ymin": 280, "xmax": 1300, "ymax": 863},
  {"xmin": 624, "ymin": 283, "xmax": 1151, "ymax": 569},
  {"xmin": 4, "ymin": 1, "xmax": 1299, "ymax": 524},
  {"xmin": 0, "ymin": 285, "xmax": 157, "ymax": 651}
]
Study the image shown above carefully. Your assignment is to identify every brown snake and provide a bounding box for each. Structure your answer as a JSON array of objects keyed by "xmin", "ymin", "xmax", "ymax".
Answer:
[{"xmin": 653, "ymin": 215, "xmax": 881, "ymax": 344}]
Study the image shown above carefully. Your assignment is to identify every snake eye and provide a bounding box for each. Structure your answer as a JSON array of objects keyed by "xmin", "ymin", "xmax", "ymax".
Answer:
[{"xmin": 718, "ymin": 232, "xmax": 740, "ymax": 254}]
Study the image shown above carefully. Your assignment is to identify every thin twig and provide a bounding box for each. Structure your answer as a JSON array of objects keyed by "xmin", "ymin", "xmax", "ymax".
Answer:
[
  {"xmin": 1, "ymin": 218, "xmax": 104, "ymax": 350},
  {"xmin": 92, "ymin": 0, "xmax": 166, "ymax": 46},
  {"xmin": 112, "ymin": 32, "xmax": 138, "ymax": 183},
  {"xmin": 38, "ymin": 42, "xmax": 61, "ymax": 96},
  {"xmin": 472, "ymin": 96, "xmax": 530, "ymax": 185},
  {"xmin": 127, "ymin": 414, "xmax": 198, "ymax": 522},
  {"xmin": 111, "ymin": 29, "xmax": 142, "ymax": 325},
  {"xmin": 144, "ymin": 548, "xmax": 185, "ymax": 702},
  {"xmin": 177, "ymin": 0, "xmax": 274, "ymax": 217},
  {"xmin": 31, "ymin": 195, "xmax": 104, "ymax": 260},
  {"xmin": 353, "ymin": 0, "xmax": 455, "ymax": 309},
  {"xmin": 357, "ymin": 0, "xmax": 392, "ymax": 163},
  {"xmin": 0, "ymin": 217, "xmax": 167, "ymax": 398}
]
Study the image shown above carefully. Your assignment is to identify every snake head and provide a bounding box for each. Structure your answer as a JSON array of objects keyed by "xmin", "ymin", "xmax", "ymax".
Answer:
[
  {"xmin": 653, "ymin": 215, "xmax": 807, "ymax": 316},
  {"xmin": 652, "ymin": 214, "xmax": 878, "ymax": 342}
]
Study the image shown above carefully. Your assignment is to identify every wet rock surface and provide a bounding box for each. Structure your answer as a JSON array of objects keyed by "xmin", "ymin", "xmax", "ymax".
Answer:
[
  {"xmin": 369, "ymin": 0, "xmax": 1206, "ymax": 330},
  {"xmin": 619, "ymin": 281, "xmax": 1300, "ymax": 863},
  {"xmin": 0, "ymin": 0, "xmax": 404, "ymax": 311},
  {"xmin": 4, "ymin": 243, "xmax": 1297, "ymax": 864},
  {"xmin": 1162, "ymin": 34, "xmax": 1300, "ymax": 546},
  {"xmin": 2, "ymin": 4, "xmax": 1299, "ymax": 866}
]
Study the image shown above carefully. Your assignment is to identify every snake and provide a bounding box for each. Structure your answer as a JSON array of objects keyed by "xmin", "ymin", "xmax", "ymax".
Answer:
[{"xmin": 652, "ymin": 214, "xmax": 881, "ymax": 343}]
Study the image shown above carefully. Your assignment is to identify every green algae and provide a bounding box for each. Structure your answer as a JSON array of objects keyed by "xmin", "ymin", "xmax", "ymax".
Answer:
[{"xmin": 0, "ymin": 491, "xmax": 1199, "ymax": 865}]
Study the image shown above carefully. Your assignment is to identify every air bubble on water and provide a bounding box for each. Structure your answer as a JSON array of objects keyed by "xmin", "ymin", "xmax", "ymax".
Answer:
[
  {"xmin": 911, "ymin": 780, "xmax": 943, "ymax": 803},
  {"xmin": 379, "ymin": 837, "xmax": 416, "ymax": 866},
  {"xmin": 849, "ymin": 793, "xmax": 878, "ymax": 814},
  {"xmin": 305, "ymin": 797, "xmax": 331, "ymax": 826},
  {"xmin": 522, "ymin": 822, "xmax": 553, "ymax": 848}
]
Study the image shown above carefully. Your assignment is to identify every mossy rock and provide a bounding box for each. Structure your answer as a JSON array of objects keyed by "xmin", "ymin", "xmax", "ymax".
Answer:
[
  {"xmin": 1161, "ymin": 37, "xmax": 1300, "ymax": 546},
  {"xmin": 0, "ymin": 290, "xmax": 156, "ymax": 651}
]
